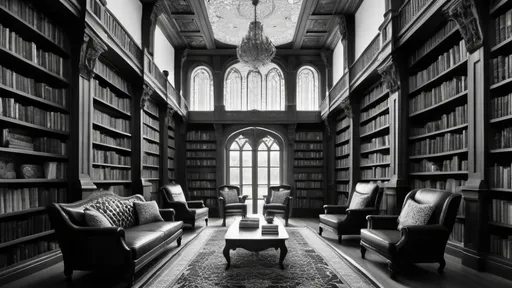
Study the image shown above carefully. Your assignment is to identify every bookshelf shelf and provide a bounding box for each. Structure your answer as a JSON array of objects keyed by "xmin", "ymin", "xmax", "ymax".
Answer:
[
  {"xmin": 490, "ymin": 188, "xmax": 512, "ymax": 193},
  {"xmin": 143, "ymin": 150, "xmax": 160, "ymax": 156},
  {"xmin": 142, "ymin": 136, "xmax": 159, "ymax": 144},
  {"xmin": 489, "ymin": 221, "xmax": 512, "ymax": 229},
  {"xmin": 93, "ymin": 122, "xmax": 131, "ymax": 137},
  {"xmin": 0, "ymin": 230, "xmax": 55, "ymax": 250},
  {"xmin": 360, "ymin": 162, "xmax": 391, "ymax": 168},
  {"xmin": 143, "ymin": 109, "xmax": 159, "ymax": 120},
  {"xmin": 409, "ymin": 149, "xmax": 468, "ymax": 159},
  {"xmin": 93, "ymin": 180, "xmax": 131, "ymax": 184},
  {"xmin": 93, "ymin": 97, "xmax": 131, "ymax": 118},
  {"xmin": 336, "ymin": 125, "xmax": 350, "ymax": 133},
  {"xmin": 93, "ymin": 72, "xmax": 131, "ymax": 98},
  {"xmin": 143, "ymin": 178, "xmax": 160, "ymax": 181},
  {"xmin": 490, "ymin": 114, "xmax": 512, "ymax": 124},
  {"xmin": 0, "ymin": 84, "xmax": 69, "ymax": 112},
  {"xmin": 335, "ymin": 138, "xmax": 350, "ymax": 145},
  {"xmin": 92, "ymin": 163, "xmax": 130, "ymax": 169},
  {"xmin": 360, "ymin": 146, "xmax": 390, "ymax": 154},
  {"xmin": 0, "ymin": 207, "xmax": 46, "ymax": 220},
  {"xmin": 409, "ymin": 27, "xmax": 460, "ymax": 69},
  {"xmin": 335, "ymin": 166, "xmax": 350, "ymax": 170},
  {"xmin": 490, "ymin": 0, "xmax": 512, "ymax": 16},
  {"xmin": 491, "ymin": 35, "xmax": 512, "ymax": 55},
  {"xmin": 360, "ymin": 90, "xmax": 389, "ymax": 111},
  {"xmin": 490, "ymin": 77, "xmax": 512, "ymax": 91},
  {"xmin": 0, "ymin": 116, "xmax": 69, "ymax": 136},
  {"xmin": 360, "ymin": 125, "xmax": 389, "ymax": 139},
  {"xmin": 142, "ymin": 164, "xmax": 159, "ymax": 169},
  {"xmin": 409, "ymin": 171, "xmax": 469, "ymax": 176},
  {"xmin": 409, "ymin": 91, "xmax": 468, "ymax": 118},
  {"xmin": 360, "ymin": 106, "xmax": 389, "ymax": 125},
  {"xmin": 0, "ymin": 147, "xmax": 67, "ymax": 159},
  {"xmin": 143, "ymin": 122, "xmax": 159, "ymax": 132},
  {"xmin": 360, "ymin": 178, "xmax": 390, "ymax": 181},
  {"xmin": 409, "ymin": 124, "xmax": 468, "ymax": 140},
  {"xmin": 490, "ymin": 148, "xmax": 512, "ymax": 154},
  {"xmin": 92, "ymin": 142, "xmax": 131, "ymax": 153},
  {"xmin": 409, "ymin": 59, "xmax": 468, "ymax": 96},
  {"xmin": 0, "ymin": 179, "xmax": 67, "ymax": 184}
]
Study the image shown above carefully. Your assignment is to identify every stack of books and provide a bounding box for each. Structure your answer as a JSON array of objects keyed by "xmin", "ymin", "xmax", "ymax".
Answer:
[
  {"xmin": 1, "ymin": 129, "xmax": 34, "ymax": 150},
  {"xmin": 239, "ymin": 216, "xmax": 260, "ymax": 228},
  {"xmin": 261, "ymin": 224, "xmax": 279, "ymax": 235}
]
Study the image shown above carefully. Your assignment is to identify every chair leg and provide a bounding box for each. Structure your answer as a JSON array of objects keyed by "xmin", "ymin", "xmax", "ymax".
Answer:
[
  {"xmin": 205, "ymin": 218, "xmax": 208, "ymax": 226},
  {"xmin": 360, "ymin": 246, "xmax": 366, "ymax": 259},
  {"xmin": 318, "ymin": 226, "xmax": 323, "ymax": 235},
  {"xmin": 64, "ymin": 267, "xmax": 73, "ymax": 282},
  {"xmin": 438, "ymin": 258, "xmax": 446, "ymax": 275},
  {"xmin": 177, "ymin": 236, "xmax": 182, "ymax": 247},
  {"xmin": 285, "ymin": 216, "xmax": 288, "ymax": 227},
  {"xmin": 338, "ymin": 234, "xmax": 342, "ymax": 243},
  {"xmin": 222, "ymin": 215, "xmax": 226, "ymax": 227}
]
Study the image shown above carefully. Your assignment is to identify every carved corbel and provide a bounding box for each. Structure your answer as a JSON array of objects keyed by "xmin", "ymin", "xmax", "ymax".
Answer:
[
  {"xmin": 336, "ymin": 15, "xmax": 347, "ymax": 45},
  {"xmin": 167, "ymin": 106, "xmax": 175, "ymax": 125},
  {"xmin": 79, "ymin": 30, "xmax": 107, "ymax": 80},
  {"xmin": 323, "ymin": 118, "xmax": 331, "ymax": 137},
  {"xmin": 443, "ymin": 0, "xmax": 483, "ymax": 54},
  {"xmin": 150, "ymin": 0, "xmax": 165, "ymax": 24},
  {"xmin": 340, "ymin": 98, "xmax": 352, "ymax": 119},
  {"xmin": 141, "ymin": 83, "xmax": 154, "ymax": 109},
  {"xmin": 378, "ymin": 57, "xmax": 400, "ymax": 93},
  {"xmin": 181, "ymin": 49, "xmax": 189, "ymax": 66}
]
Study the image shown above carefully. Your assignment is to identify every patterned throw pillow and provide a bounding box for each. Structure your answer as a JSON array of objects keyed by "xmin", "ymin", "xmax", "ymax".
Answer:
[
  {"xmin": 88, "ymin": 195, "xmax": 137, "ymax": 228},
  {"xmin": 84, "ymin": 207, "xmax": 112, "ymax": 227},
  {"xmin": 134, "ymin": 201, "xmax": 164, "ymax": 225},
  {"xmin": 348, "ymin": 191, "xmax": 372, "ymax": 209},
  {"xmin": 220, "ymin": 189, "xmax": 239, "ymax": 204},
  {"xmin": 397, "ymin": 199, "xmax": 435, "ymax": 230},
  {"xmin": 61, "ymin": 206, "xmax": 86, "ymax": 226},
  {"xmin": 270, "ymin": 190, "xmax": 290, "ymax": 204}
]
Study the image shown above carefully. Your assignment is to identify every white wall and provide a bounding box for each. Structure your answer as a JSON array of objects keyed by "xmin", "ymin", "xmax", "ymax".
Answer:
[
  {"xmin": 332, "ymin": 39, "xmax": 344, "ymax": 85},
  {"xmin": 107, "ymin": 0, "xmax": 142, "ymax": 47},
  {"xmin": 153, "ymin": 25, "xmax": 175, "ymax": 86},
  {"xmin": 354, "ymin": 0, "xmax": 385, "ymax": 58}
]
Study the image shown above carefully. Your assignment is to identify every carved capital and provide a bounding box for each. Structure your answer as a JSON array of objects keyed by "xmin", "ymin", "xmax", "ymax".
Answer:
[
  {"xmin": 79, "ymin": 31, "xmax": 107, "ymax": 79},
  {"xmin": 150, "ymin": 0, "xmax": 165, "ymax": 23},
  {"xmin": 167, "ymin": 106, "xmax": 175, "ymax": 125},
  {"xmin": 141, "ymin": 83, "xmax": 154, "ymax": 109},
  {"xmin": 181, "ymin": 48, "xmax": 189, "ymax": 66},
  {"xmin": 320, "ymin": 50, "xmax": 329, "ymax": 68},
  {"xmin": 340, "ymin": 98, "xmax": 352, "ymax": 119},
  {"xmin": 378, "ymin": 57, "xmax": 400, "ymax": 93},
  {"xmin": 336, "ymin": 15, "xmax": 347, "ymax": 44},
  {"xmin": 323, "ymin": 118, "xmax": 331, "ymax": 136},
  {"xmin": 443, "ymin": 0, "xmax": 483, "ymax": 54}
]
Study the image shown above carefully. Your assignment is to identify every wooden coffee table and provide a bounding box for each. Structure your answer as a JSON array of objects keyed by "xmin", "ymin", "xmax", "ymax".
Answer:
[{"xmin": 223, "ymin": 214, "xmax": 289, "ymax": 270}]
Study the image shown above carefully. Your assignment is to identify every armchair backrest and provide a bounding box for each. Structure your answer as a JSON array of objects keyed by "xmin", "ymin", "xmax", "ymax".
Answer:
[
  {"xmin": 403, "ymin": 188, "xmax": 462, "ymax": 231},
  {"xmin": 161, "ymin": 183, "xmax": 188, "ymax": 208},
  {"xmin": 218, "ymin": 185, "xmax": 241, "ymax": 196},
  {"xmin": 267, "ymin": 185, "xmax": 292, "ymax": 204},
  {"xmin": 347, "ymin": 182, "xmax": 381, "ymax": 209}
]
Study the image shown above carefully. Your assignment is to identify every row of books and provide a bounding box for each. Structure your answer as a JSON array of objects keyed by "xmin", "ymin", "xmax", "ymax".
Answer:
[
  {"xmin": 142, "ymin": 169, "xmax": 158, "ymax": 178},
  {"xmin": 0, "ymin": 0, "xmax": 66, "ymax": 47},
  {"xmin": 336, "ymin": 129, "xmax": 350, "ymax": 144},
  {"xmin": 168, "ymin": 170, "xmax": 175, "ymax": 179},
  {"xmin": 409, "ymin": 40, "xmax": 467, "ymax": 91},
  {"xmin": 1, "ymin": 97, "xmax": 69, "ymax": 131},
  {"xmin": 189, "ymin": 190, "xmax": 216, "ymax": 197},
  {"xmin": 491, "ymin": 199, "xmax": 512, "ymax": 225},
  {"xmin": 294, "ymin": 159, "xmax": 322, "ymax": 166},
  {"xmin": 490, "ymin": 235, "xmax": 512, "ymax": 260},
  {"xmin": 491, "ymin": 127, "xmax": 512, "ymax": 150},
  {"xmin": 1, "ymin": 128, "xmax": 66, "ymax": 155},
  {"xmin": 92, "ymin": 130, "xmax": 131, "ymax": 149},
  {"xmin": 336, "ymin": 116, "xmax": 350, "ymax": 131},
  {"xmin": 294, "ymin": 151, "xmax": 323, "ymax": 158},
  {"xmin": 410, "ymin": 179, "xmax": 465, "ymax": 192},
  {"xmin": 490, "ymin": 92, "xmax": 512, "ymax": 119},
  {"xmin": 143, "ymin": 125, "xmax": 159, "ymax": 142},
  {"xmin": 336, "ymin": 144, "xmax": 349, "ymax": 156},
  {"xmin": 361, "ymin": 153, "xmax": 390, "ymax": 165},
  {"xmin": 187, "ymin": 172, "xmax": 216, "ymax": 180},
  {"xmin": 94, "ymin": 60, "xmax": 131, "ymax": 95},
  {"xmin": 2, "ymin": 162, "xmax": 68, "ymax": 180},
  {"xmin": 143, "ymin": 141, "xmax": 159, "ymax": 154},
  {"xmin": 168, "ymin": 129, "xmax": 175, "ymax": 138},
  {"xmin": 491, "ymin": 53, "xmax": 512, "ymax": 85},
  {"xmin": 0, "ymin": 187, "xmax": 66, "ymax": 214},
  {"xmin": 92, "ymin": 79, "xmax": 130, "ymax": 114},
  {"xmin": 0, "ymin": 23, "xmax": 64, "ymax": 76},
  {"xmin": 398, "ymin": 0, "xmax": 430, "ymax": 30},
  {"xmin": 143, "ymin": 113, "xmax": 159, "ymax": 130},
  {"xmin": 337, "ymin": 184, "xmax": 350, "ymax": 193},
  {"xmin": 336, "ymin": 158, "xmax": 349, "ymax": 168},
  {"xmin": 296, "ymin": 182, "xmax": 322, "ymax": 189},
  {"xmin": 186, "ymin": 143, "xmax": 216, "ymax": 150},
  {"xmin": 167, "ymin": 159, "xmax": 173, "ymax": 167},
  {"xmin": 92, "ymin": 167, "xmax": 130, "ymax": 181},
  {"xmin": 187, "ymin": 159, "xmax": 216, "ymax": 166},
  {"xmin": 360, "ymin": 114, "xmax": 389, "ymax": 135},
  {"xmin": 0, "ymin": 214, "xmax": 51, "ymax": 243},
  {"xmin": 294, "ymin": 143, "xmax": 322, "ymax": 150},
  {"xmin": 361, "ymin": 135, "xmax": 389, "ymax": 151},
  {"xmin": 361, "ymin": 167, "xmax": 390, "ymax": 179},
  {"xmin": 409, "ymin": 131, "xmax": 467, "ymax": 156},
  {"xmin": 168, "ymin": 139, "xmax": 175, "ymax": 149},
  {"xmin": 187, "ymin": 131, "xmax": 215, "ymax": 141},
  {"xmin": 337, "ymin": 193, "xmax": 349, "ymax": 205},
  {"xmin": 296, "ymin": 190, "xmax": 322, "ymax": 198},
  {"xmin": 409, "ymin": 21, "xmax": 458, "ymax": 65},
  {"xmin": 93, "ymin": 149, "xmax": 130, "ymax": 166},
  {"xmin": 294, "ymin": 173, "xmax": 323, "ymax": 180},
  {"xmin": 203, "ymin": 198, "xmax": 218, "ymax": 208},
  {"xmin": 494, "ymin": 7, "xmax": 512, "ymax": 46},
  {"xmin": 0, "ymin": 240, "xmax": 59, "ymax": 269},
  {"xmin": 296, "ymin": 132, "xmax": 322, "ymax": 141},
  {"xmin": 410, "ymin": 156, "xmax": 468, "ymax": 173},
  {"xmin": 360, "ymin": 98, "xmax": 388, "ymax": 122},
  {"xmin": 410, "ymin": 104, "xmax": 468, "ymax": 137},
  {"xmin": 239, "ymin": 217, "xmax": 259, "ymax": 228},
  {"xmin": 292, "ymin": 199, "xmax": 323, "ymax": 209},
  {"xmin": 186, "ymin": 151, "xmax": 216, "ymax": 158},
  {"xmin": 409, "ymin": 76, "xmax": 467, "ymax": 114},
  {"xmin": 489, "ymin": 162, "xmax": 512, "ymax": 189},
  {"xmin": 142, "ymin": 154, "xmax": 159, "ymax": 166},
  {"xmin": 0, "ymin": 65, "xmax": 67, "ymax": 107},
  {"xmin": 360, "ymin": 82, "xmax": 386, "ymax": 110},
  {"xmin": 93, "ymin": 109, "xmax": 130, "ymax": 133},
  {"xmin": 449, "ymin": 222, "xmax": 464, "ymax": 244},
  {"xmin": 336, "ymin": 170, "xmax": 350, "ymax": 180},
  {"xmin": 188, "ymin": 181, "xmax": 216, "ymax": 188},
  {"xmin": 261, "ymin": 224, "xmax": 278, "ymax": 235}
]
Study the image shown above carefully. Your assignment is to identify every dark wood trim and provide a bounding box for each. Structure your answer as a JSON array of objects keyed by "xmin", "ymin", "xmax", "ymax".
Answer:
[{"xmin": 0, "ymin": 250, "xmax": 62, "ymax": 287}]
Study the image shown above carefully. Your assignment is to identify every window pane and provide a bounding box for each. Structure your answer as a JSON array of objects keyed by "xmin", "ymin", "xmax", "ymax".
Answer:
[
  {"xmin": 297, "ymin": 66, "xmax": 319, "ymax": 111},
  {"xmin": 270, "ymin": 168, "xmax": 280, "ymax": 184},
  {"xmin": 230, "ymin": 168, "xmax": 239, "ymax": 184},
  {"xmin": 225, "ymin": 68, "xmax": 242, "ymax": 110},
  {"xmin": 270, "ymin": 143, "xmax": 279, "ymax": 150},
  {"xmin": 270, "ymin": 151, "xmax": 280, "ymax": 166},
  {"xmin": 242, "ymin": 185, "xmax": 252, "ymax": 197},
  {"xmin": 191, "ymin": 67, "xmax": 213, "ymax": 111},
  {"xmin": 243, "ymin": 168, "xmax": 252, "ymax": 184},
  {"xmin": 243, "ymin": 143, "xmax": 252, "ymax": 151},
  {"xmin": 258, "ymin": 151, "xmax": 268, "ymax": 166},
  {"xmin": 258, "ymin": 185, "xmax": 267, "ymax": 199},
  {"xmin": 230, "ymin": 151, "xmax": 239, "ymax": 166},
  {"xmin": 242, "ymin": 151, "xmax": 252, "ymax": 166},
  {"xmin": 230, "ymin": 142, "xmax": 239, "ymax": 150},
  {"xmin": 258, "ymin": 168, "xmax": 268, "ymax": 184}
]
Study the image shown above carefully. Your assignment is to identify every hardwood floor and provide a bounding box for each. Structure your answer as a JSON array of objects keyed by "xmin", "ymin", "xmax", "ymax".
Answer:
[{"xmin": 4, "ymin": 217, "xmax": 512, "ymax": 288}]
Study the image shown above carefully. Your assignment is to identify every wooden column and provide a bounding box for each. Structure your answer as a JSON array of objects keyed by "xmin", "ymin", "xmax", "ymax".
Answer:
[
  {"xmin": 286, "ymin": 56, "xmax": 297, "ymax": 112},
  {"xmin": 214, "ymin": 124, "xmax": 225, "ymax": 217},
  {"xmin": 287, "ymin": 124, "xmax": 296, "ymax": 216},
  {"xmin": 324, "ymin": 116, "xmax": 336, "ymax": 204},
  {"xmin": 213, "ymin": 55, "xmax": 224, "ymax": 112},
  {"xmin": 139, "ymin": 83, "xmax": 154, "ymax": 198},
  {"xmin": 344, "ymin": 98, "xmax": 359, "ymax": 193}
]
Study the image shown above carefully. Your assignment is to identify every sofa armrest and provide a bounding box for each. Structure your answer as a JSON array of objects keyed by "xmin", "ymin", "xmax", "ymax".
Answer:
[
  {"xmin": 239, "ymin": 195, "xmax": 249, "ymax": 203},
  {"xmin": 397, "ymin": 224, "xmax": 450, "ymax": 251},
  {"xmin": 346, "ymin": 207, "xmax": 377, "ymax": 218},
  {"xmin": 366, "ymin": 215, "xmax": 399, "ymax": 229},
  {"xmin": 187, "ymin": 200, "xmax": 205, "ymax": 208},
  {"xmin": 323, "ymin": 205, "xmax": 348, "ymax": 214},
  {"xmin": 159, "ymin": 208, "xmax": 176, "ymax": 221}
]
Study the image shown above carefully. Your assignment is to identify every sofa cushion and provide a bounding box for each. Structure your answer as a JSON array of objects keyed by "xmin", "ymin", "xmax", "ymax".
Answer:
[
  {"xmin": 397, "ymin": 199, "xmax": 434, "ymax": 230},
  {"xmin": 124, "ymin": 230, "xmax": 165, "ymax": 259},
  {"xmin": 225, "ymin": 203, "xmax": 246, "ymax": 210},
  {"xmin": 271, "ymin": 190, "xmax": 290, "ymax": 204},
  {"xmin": 61, "ymin": 206, "xmax": 86, "ymax": 226},
  {"xmin": 361, "ymin": 229, "xmax": 401, "ymax": 256},
  {"xmin": 89, "ymin": 196, "xmax": 137, "ymax": 228},
  {"xmin": 134, "ymin": 201, "xmax": 164, "ymax": 225},
  {"xmin": 84, "ymin": 207, "xmax": 112, "ymax": 227},
  {"xmin": 265, "ymin": 203, "xmax": 286, "ymax": 210},
  {"xmin": 191, "ymin": 207, "xmax": 209, "ymax": 219},
  {"xmin": 127, "ymin": 221, "xmax": 183, "ymax": 239},
  {"xmin": 221, "ymin": 189, "xmax": 239, "ymax": 204},
  {"xmin": 319, "ymin": 214, "xmax": 347, "ymax": 227},
  {"xmin": 348, "ymin": 191, "xmax": 372, "ymax": 209}
]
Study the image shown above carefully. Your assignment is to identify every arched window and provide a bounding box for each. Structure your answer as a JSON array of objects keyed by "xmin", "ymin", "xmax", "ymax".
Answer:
[
  {"xmin": 247, "ymin": 70, "xmax": 262, "ymax": 110},
  {"xmin": 265, "ymin": 68, "xmax": 285, "ymax": 110},
  {"xmin": 296, "ymin": 66, "xmax": 319, "ymax": 111},
  {"xmin": 229, "ymin": 135, "xmax": 252, "ymax": 196},
  {"xmin": 225, "ymin": 68, "xmax": 243, "ymax": 110},
  {"xmin": 190, "ymin": 66, "xmax": 213, "ymax": 111}
]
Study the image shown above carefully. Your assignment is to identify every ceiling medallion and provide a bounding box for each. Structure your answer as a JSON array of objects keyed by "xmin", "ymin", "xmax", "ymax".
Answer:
[{"xmin": 237, "ymin": 0, "xmax": 276, "ymax": 70}]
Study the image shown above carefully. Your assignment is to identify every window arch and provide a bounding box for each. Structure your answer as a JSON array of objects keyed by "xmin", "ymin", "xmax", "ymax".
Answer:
[
  {"xmin": 225, "ymin": 68, "xmax": 243, "ymax": 111},
  {"xmin": 247, "ymin": 70, "xmax": 262, "ymax": 110},
  {"xmin": 265, "ymin": 68, "xmax": 285, "ymax": 111},
  {"xmin": 190, "ymin": 66, "xmax": 214, "ymax": 111},
  {"xmin": 296, "ymin": 65, "xmax": 319, "ymax": 111}
]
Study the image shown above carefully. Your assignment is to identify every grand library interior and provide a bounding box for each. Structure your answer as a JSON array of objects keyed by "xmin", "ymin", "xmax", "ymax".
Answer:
[{"xmin": 1, "ymin": 0, "xmax": 512, "ymax": 287}]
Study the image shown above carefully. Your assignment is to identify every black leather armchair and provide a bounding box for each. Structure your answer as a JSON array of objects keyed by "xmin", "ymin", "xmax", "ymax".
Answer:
[
  {"xmin": 218, "ymin": 185, "xmax": 248, "ymax": 227},
  {"xmin": 360, "ymin": 188, "xmax": 462, "ymax": 279},
  {"xmin": 160, "ymin": 183, "xmax": 209, "ymax": 228},
  {"xmin": 318, "ymin": 182, "xmax": 381, "ymax": 243},
  {"xmin": 263, "ymin": 185, "xmax": 293, "ymax": 226}
]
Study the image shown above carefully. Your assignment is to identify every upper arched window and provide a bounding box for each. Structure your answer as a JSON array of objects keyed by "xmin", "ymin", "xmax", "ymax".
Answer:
[
  {"xmin": 190, "ymin": 66, "xmax": 214, "ymax": 111},
  {"xmin": 225, "ymin": 68, "xmax": 243, "ymax": 110},
  {"xmin": 247, "ymin": 70, "xmax": 262, "ymax": 110},
  {"xmin": 296, "ymin": 66, "xmax": 319, "ymax": 111},
  {"xmin": 265, "ymin": 68, "xmax": 284, "ymax": 111}
]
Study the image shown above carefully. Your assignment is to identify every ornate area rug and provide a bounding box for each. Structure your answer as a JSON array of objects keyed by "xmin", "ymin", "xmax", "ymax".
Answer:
[{"xmin": 143, "ymin": 227, "xmax": 380, "ymax": 288}]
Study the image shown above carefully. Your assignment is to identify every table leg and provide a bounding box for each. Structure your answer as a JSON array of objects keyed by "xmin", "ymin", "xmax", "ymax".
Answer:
[
  {"xmin": 279, "ymin": 241, "xmax": 288, "ymax": 270},
  {"xmin": 223, "ymin": 244, "xmax": 231, "ymax": 270}
]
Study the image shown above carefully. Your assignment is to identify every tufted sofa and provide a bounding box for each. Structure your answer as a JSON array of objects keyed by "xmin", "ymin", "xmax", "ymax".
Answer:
[{"xmin": 48, "ymin": 192, "xmax": 183, "ymax": 284}]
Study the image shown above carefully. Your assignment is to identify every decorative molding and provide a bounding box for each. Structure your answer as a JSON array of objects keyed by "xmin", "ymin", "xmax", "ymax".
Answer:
[
  {"xmin": 181, "ymin": 49, "xmax": 189, "ymax": 65},
  {"xmin": 377, "ymin": 57, "xmax": 400, "ymax": 93},
  {"xmin": 141, "ymin": 83, "xmax": 154, "ymax": 109},
  {"xmin": 167, "ymin": 106, "xmax": 175, "ymax": 124},
  {"xmin": 443, "ymin": 0, "xmax": 483, "ymax": 54},
  {"xmin": 150, "ymin": 0, "xmax": 165, "ymax": 23},
  {"xmin": 340, "ymin": 98, "xmax": 352, "ymax": 118},
  {"xmin": 79, "ymin": 30, "xmax": 107, "ymax": 79}
]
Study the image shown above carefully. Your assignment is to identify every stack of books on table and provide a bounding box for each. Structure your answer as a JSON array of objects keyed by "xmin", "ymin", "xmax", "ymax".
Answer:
[
  {"xmin": 239, "ymin": 216, "xmax": 260, "ymax": 228},
  {"xmin": 261, "ymin": 224, "xmax": 279, "ymax": 235}
]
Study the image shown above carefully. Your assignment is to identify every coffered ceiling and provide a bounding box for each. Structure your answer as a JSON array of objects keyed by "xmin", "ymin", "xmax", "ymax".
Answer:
[{"xmin": 151, "ymin": 0, "xmax": 363, "ymax": 50}]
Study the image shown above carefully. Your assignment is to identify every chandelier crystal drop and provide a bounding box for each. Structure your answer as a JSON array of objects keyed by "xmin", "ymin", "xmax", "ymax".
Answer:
[{"xmin": 237, "ymin": 0, "xmax": 276, "ymax": 70}]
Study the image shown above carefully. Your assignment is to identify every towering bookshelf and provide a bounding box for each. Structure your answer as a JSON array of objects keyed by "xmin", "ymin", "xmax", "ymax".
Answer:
[
  {"xmin": 142, "ymin": 99, "xmax": 161, "ymax": 198},
  {"xmin": 406, "ymin": 20, "xmax": 468, "ymax": 248},
  {"xmin": 186, "ymin": 126, "xmax": 217, "ymax": 216},
  {"xmin": 91, "ymin": 58, "xmax": 133, "ymax": 196},
  {"xmin": 335, "ymin": 114, "xmax": 350, "ymax": 205},
  {"xmin": 293, "ymin": 126, "xmax": 324, "ymax": 217},
  {"xmin": 0, "ymin": 0, "xmax": 69, "ymax": 275},
  {"xmin": 167, "ymin": 115, "xmax": 176, "ymax": 183}
]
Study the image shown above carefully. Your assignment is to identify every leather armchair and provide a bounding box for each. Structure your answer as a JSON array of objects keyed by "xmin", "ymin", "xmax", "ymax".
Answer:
[
  {"xmin": 218, "ymin": 185, "xmax": 248, "ymax": 227},
  {"xmin": 360, "ymin": 188, "xmax": 462, "ymax": 279},
  {"xmin": 160, "ymin": 183, "xmax": 209, "ymax": 228},
  {"xmin": 262, "ymin": 185, "xmax": 293, "ymax": 226},
  {"xmin": 318, "ymin": 182, "xmax": 381, "ymax": 243}
]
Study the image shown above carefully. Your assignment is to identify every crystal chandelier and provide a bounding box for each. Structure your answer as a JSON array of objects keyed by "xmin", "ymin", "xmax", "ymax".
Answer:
[{"xmin": 237, "ymin": 0, "xmax": 276, "ymax": 70}]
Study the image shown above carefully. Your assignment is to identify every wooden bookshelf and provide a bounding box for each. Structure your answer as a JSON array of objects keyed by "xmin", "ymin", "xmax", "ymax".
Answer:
[
  {"xmin": 168, "ymin": 118, "xmax": 176, "ymax": 183},
  {"xmin": 142, "ymin": 99, "xmax": 161, "ymax": 198},
  {"xmin": 335, "ymin": 113, "xmax": 350, "ymax": 205}
]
